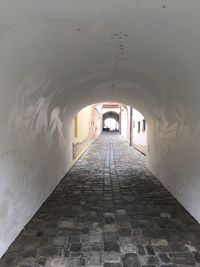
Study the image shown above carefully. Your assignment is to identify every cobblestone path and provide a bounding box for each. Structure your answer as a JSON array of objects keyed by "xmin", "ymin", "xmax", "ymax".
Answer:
[{"xmin": 1, "ymin": 133, "xmax": 200, "ymax": 267}]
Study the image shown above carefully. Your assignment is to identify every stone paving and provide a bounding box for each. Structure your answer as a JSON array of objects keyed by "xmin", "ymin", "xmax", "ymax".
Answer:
[{"xmin": 1, "ymin": 132, "xmax": 200, "ymax": 267}]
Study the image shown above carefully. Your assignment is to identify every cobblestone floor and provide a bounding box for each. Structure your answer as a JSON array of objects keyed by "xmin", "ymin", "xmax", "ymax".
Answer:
[{"xmin": 1, "ymin": 133, "xmax": 200, "ymax": 267}]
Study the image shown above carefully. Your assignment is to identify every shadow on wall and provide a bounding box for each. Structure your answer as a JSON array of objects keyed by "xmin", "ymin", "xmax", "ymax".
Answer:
[{"xmin": 7, "ymin": 80, "xmax": 66, "ymax": 152}]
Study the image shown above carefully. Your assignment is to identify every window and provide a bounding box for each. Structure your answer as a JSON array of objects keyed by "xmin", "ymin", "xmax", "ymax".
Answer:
[
  {"xmin": 137, "ymin": 121, "xmax": 141, "ymax": 133},
  {"xmin": 142, "ymin": 119, "xmax": 146, "ymax": 132}
]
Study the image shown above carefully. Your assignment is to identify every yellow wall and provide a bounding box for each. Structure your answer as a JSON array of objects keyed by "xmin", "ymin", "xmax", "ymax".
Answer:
[
  {"xmin": 73, "ymin": 105, "xmax": 92, "ymax": 145},
  {"xmin": 72, "ymin": 105, "xmax": 101, "ymax": 159}
]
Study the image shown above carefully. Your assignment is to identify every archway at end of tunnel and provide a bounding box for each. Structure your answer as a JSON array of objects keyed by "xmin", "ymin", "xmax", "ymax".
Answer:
[
  {"xmin": 71, "ymin": 102, "xmax": 148, "ymax": 161},
  {"xmin": 102, "ymin": 103, "xmax": 120, "ymax": 132}
]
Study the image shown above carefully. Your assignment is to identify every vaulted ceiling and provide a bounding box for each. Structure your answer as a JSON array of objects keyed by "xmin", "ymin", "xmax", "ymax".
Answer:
[{"xmin": 1, "ymin": 0, "xmax": 200, "ymax": 121}]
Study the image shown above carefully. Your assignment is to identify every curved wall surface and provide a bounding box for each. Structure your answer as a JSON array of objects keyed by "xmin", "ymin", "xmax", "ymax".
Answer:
[{"xmin": 1, "ymin": 0, "xmax": 200, "ymax": 257}]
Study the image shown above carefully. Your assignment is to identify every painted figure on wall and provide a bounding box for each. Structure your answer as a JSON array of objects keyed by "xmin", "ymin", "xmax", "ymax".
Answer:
[
  {"xmin": 7, "ymin": 70, "xmax": 57, "ymax": 144},
  {"xmin": 49, "ymin": 107, "xmax": 65, "ymax": 148}
]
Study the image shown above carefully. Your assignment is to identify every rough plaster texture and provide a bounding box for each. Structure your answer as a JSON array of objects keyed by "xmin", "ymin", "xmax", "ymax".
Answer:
[{"xmin": 0, "ymin": 0, "xmax": 200, "ymax": 258}]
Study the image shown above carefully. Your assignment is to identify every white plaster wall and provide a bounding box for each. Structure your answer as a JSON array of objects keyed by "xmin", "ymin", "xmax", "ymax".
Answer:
[
  {"xmin": 147, "ymin": 104, "xmax": 200, "ymax": 224},
  {"xmin": 0, "ymin": 71, "xmax": 73, "ymax": 257},
  {"xmin": 0, "ymin": 0, "xmax": 200, "ymax": 258}
]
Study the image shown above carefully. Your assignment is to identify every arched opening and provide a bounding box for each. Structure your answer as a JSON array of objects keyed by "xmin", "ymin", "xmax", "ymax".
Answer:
[
  {"xmin": 71, "ymin": 102, "xmax": 148, "ymax": 162},
  {"xmin": 102, "ymin": 103, "xmax": 120, "ymax": 131},
  {"xmin": 103, "ymin": 117, "xmax": 119, "ymax": 131}
]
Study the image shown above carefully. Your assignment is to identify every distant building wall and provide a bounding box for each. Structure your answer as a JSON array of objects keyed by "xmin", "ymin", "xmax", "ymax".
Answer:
[
  {"xmin": 132, "ymin": 108, "xmax": 147, "ymax": 155},
  {"xmin": 72, "ymin": 105, "xmax": 101, "ymax": 160}
]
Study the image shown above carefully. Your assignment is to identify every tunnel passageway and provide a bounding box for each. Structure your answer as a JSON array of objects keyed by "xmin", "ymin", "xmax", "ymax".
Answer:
[
  {"xmin": 2, "ymin": 0, "xmax": 200, "ymax": 257},
  {"xmin": 1, "ymin": 132, "xmax": 200, "ymax": 267}
]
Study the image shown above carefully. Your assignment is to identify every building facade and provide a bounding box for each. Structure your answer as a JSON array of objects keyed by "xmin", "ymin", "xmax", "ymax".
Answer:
[
  {"xmin": 72, "ymin": 104, "xmax": 101, "ymax": 160},
  {"xmin": 131, "ymin": 108, "xmax": 147, "ymax": 155}
]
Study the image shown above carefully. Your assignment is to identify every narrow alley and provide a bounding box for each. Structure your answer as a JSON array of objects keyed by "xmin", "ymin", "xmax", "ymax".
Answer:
[{"xmin": 1, "ymin": 133, "xmax": 200, "ymax": 267}]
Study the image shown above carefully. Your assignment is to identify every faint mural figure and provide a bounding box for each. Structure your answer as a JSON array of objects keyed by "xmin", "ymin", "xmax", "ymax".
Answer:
[
  {"xmin": 49, "ymin": 107, "xmax": 65, "ymax": 148},
  {"xmin": 28, "ymin": 93, "xmax": 55, "ymax": 141},
  {"xmin": 153, "ymin": 103, "xmax": 190, "ymax": 158},
  {"xmin": 7, "ymin": 71, "xmax": 53, "ymax": 143},
  {"xmin": 7, "ymin": 82, "xmax": 33, "ymax": 135}
]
